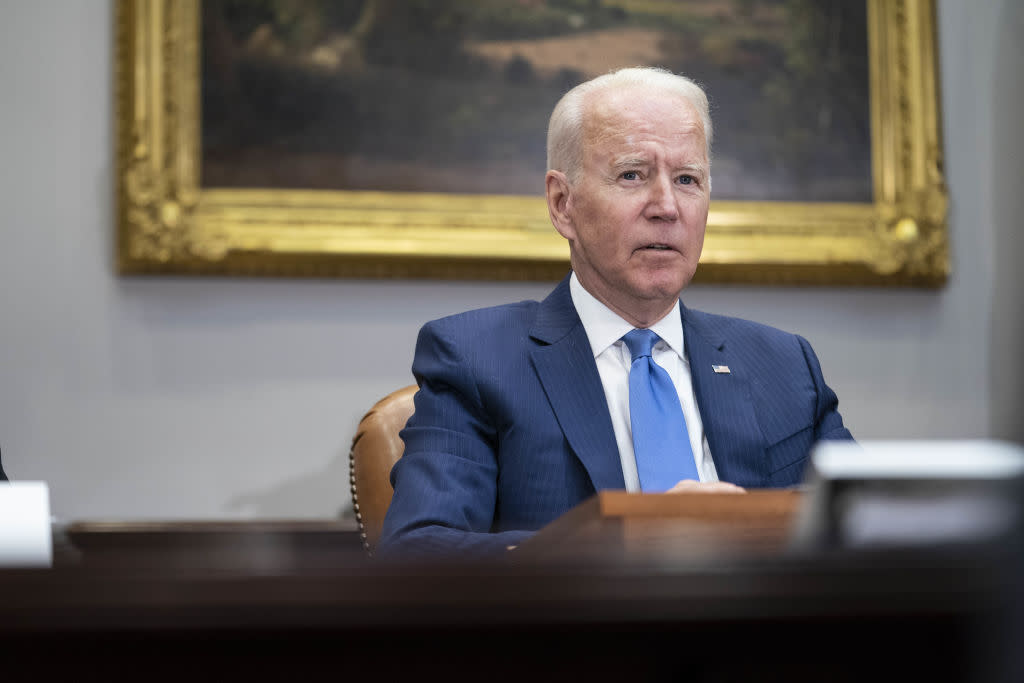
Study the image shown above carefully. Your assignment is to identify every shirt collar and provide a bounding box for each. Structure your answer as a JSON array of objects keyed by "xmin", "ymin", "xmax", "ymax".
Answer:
[{"xmin": 569, "ymin": 272, "xmax": 685, "ymax": 360}]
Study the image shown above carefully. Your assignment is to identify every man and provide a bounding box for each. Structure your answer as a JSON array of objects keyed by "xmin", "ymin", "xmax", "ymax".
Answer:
[{"xmin": 379, "ymin": 67, "xmax": 852, "ymax": 556}]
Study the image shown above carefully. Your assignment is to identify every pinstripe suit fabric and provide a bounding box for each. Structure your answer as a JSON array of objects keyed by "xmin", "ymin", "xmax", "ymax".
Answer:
[{"xmin": 379, "ymin": 275, "xmax": 852, "ymax": 556}]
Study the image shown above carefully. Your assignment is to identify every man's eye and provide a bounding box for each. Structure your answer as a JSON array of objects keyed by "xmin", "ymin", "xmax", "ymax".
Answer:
[
  {"xmin": 621, "ymin": 171, "xmax": 639, "ymax": 181},
  {"xmin": 677, "ymin": 175, "xmax": 695, "ymax": 185}
]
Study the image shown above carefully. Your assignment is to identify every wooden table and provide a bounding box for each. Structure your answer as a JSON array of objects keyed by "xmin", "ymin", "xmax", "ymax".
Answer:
[
  {"xmin": 59, "ymin": 518, "xmax": 364, "ymax": 571},
  {"xmin": 518, "ymin": 489, "xmax": 804, "ymax": 561},
  {"xmin": 0, "ymin": 495, "xmax": 1019, "ymax": 683}
]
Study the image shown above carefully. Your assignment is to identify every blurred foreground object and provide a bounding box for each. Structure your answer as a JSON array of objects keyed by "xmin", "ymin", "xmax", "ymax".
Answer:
[
  {"xmin": 793, "ymin": 439, "xmax": 1024, "ymax": 683},
  {"xmin": 0, "ymin": 481, "xmax": 52, "ymax": 567},
  {"xmin": 792, "ymin": 440, "xmax": 1024, "ymax": 549}
]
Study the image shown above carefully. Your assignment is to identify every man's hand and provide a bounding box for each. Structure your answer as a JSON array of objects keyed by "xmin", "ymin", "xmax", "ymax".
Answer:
[{"xmin": 666, "ymin": 479, "xmax": 746, "ymax": 494}]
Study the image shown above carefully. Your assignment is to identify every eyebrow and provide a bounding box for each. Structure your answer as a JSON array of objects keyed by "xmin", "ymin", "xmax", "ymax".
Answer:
[
  {"xmin": 611, "ymin": 158, "xmax": 708, "ymax": 178},
  {"xmin": 611, "ymin": 157, "xmax": 649, "ymax": 170},
  {"xmin": 675, "ymin": 163, "xmax": 709, "ymax": 178}
]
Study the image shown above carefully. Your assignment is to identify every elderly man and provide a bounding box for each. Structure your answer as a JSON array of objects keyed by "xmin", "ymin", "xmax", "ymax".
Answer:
[{"xmin": 379, "ymin": 67, "xmax": 853, "ymax": 556}]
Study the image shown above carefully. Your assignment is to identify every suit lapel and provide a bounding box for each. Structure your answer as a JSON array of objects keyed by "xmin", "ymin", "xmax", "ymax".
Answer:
[
  {"xmin": 529, "ymin": 277, "xmax": 625, "ymax": 491},
  {"xmin": 682, "ymin": 305, "xmax": 768, "ymax": 488}
]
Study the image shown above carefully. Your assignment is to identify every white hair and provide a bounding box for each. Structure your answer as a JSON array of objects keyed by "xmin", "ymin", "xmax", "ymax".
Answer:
[{"xmin": 546, "ymin": 66, "xmax": 712, "ymax": 183}]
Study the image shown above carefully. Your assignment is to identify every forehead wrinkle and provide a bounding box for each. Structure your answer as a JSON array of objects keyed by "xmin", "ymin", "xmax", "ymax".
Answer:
[
  {"xmin": 583, "ymin": 103, "xmax": 707, "ymax": 167},
  {"xmin": 605, "ymin": 145, "xmax": 709, "ymax": 179}
]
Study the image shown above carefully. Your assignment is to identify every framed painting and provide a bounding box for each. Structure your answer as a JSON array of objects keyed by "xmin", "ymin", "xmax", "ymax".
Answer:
[{"xmin": 116, "ymin": 0, "xmax": 947, "ymax": 285}]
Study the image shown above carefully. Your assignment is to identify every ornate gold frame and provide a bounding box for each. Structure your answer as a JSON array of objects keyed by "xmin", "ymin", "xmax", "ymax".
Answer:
[{"xmin": 116, "ymin": 0, "xmax": 947, "ymax": 286}]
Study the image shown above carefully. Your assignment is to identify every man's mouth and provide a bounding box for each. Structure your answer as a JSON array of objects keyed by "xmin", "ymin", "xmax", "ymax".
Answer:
[{"xmin": 641, "ymin": 244, "xmax": 672, "ymax": 251}]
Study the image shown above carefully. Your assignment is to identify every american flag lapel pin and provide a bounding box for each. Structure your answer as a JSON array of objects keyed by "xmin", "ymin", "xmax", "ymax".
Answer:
[{"xmin": 712, "ymin": 364, "xmax": 731, "ymax": 374}]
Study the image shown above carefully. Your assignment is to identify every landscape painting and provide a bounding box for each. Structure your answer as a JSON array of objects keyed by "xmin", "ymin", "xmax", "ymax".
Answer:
[{"xmin": 200, "ymin": 0, "xmax": 871, "ymax": 202}]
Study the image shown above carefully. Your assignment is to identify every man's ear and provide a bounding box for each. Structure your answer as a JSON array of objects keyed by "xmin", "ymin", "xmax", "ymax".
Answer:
[{"xmin": 545, "ymin": 170, "xmax": 576, "ymax": 241}]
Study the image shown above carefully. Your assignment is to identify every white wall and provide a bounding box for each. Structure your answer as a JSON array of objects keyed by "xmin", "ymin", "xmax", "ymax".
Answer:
[
  {"xmin": 0, "ymin": 0, "xmax": 1020, "ymax": 522},
  {"xmin": 988, "ymin": 0, "xmax": 1024, "ymax": 443}
]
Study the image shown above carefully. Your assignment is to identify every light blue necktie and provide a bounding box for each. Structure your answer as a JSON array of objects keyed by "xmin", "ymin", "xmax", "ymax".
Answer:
[{"xmin": 623, "ymin": 328, "xmax": 699, "ymax": 492}]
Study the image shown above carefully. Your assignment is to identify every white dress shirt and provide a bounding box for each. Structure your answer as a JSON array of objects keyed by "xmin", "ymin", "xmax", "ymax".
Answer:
[{"xmin": 569, "ymin": 273, "xmax": 718, "ymax": 491}]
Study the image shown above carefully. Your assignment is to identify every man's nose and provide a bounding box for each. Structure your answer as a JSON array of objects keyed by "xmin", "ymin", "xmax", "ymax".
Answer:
[{"xmin": 644, "ymin": 176, "xmax": 679, "ymax": 222}]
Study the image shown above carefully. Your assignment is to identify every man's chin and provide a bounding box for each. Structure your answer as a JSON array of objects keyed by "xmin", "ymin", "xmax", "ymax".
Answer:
[{"xmin": 638, "ymin": 268, "xmax": 696, "ymax": 299}]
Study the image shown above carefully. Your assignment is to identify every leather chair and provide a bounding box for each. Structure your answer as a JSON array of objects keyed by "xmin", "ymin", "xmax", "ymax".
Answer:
[{"xmin": 348, "ymin": 385, "xmax": 417, "ymax": 555}]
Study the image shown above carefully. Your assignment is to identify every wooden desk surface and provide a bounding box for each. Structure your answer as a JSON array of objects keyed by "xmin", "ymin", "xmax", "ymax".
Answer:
[
  {"xmin": 60, "ymin": 518, "xmax": 364, "ymax": 571},
  {"xmin": 519, "ymin": 489, "xmax": 804, "ymax": 561},
  {"xmin": 0, "ymin": 501, "xmax": 1019, "ymax": 683},
  {"xmin": 0, "ymin": 539, "xmax": 1013, "ymax": 683}
]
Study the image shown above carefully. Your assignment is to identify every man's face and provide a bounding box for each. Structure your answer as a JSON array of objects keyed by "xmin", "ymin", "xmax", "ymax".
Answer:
[{"xmin": 551, "ymin": 87, "xmax": 710, "ymax": 325}]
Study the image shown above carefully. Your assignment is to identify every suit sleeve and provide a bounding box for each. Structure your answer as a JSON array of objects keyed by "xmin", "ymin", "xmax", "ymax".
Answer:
[
  {"xmin": 797, "ymin": 335, "xmax": 854, "ymax": 442},
  {"xmin": 377, "ymin": 319, "xmax": 532, "ymax": 558}
]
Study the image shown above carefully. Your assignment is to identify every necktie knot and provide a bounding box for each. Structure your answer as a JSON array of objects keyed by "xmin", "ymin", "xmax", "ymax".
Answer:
[{"xmin": 623, "ymin": 328, "xmax": 659, "ymax": 362}]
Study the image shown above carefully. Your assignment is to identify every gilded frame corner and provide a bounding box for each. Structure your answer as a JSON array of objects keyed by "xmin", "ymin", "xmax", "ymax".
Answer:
[{"xmin": 116, "ymin": 0, "xmax": 948, "ymax": 286}]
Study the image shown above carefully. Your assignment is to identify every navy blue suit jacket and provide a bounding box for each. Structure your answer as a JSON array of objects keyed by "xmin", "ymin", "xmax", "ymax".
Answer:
[{"xmin": 379, "ymin": 275, "xmax": 852, "ymax": 556}]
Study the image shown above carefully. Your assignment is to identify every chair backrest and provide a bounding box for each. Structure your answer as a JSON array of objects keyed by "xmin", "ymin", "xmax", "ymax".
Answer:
[{"xmin": 348, "ymin": 385, "xmax": 417, "ymax": 555}]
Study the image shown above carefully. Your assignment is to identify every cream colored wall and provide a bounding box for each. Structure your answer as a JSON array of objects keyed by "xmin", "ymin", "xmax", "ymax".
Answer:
[{"xmin": 0, "ymin": 0, "xmax": 1019, "ymax": 522}]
